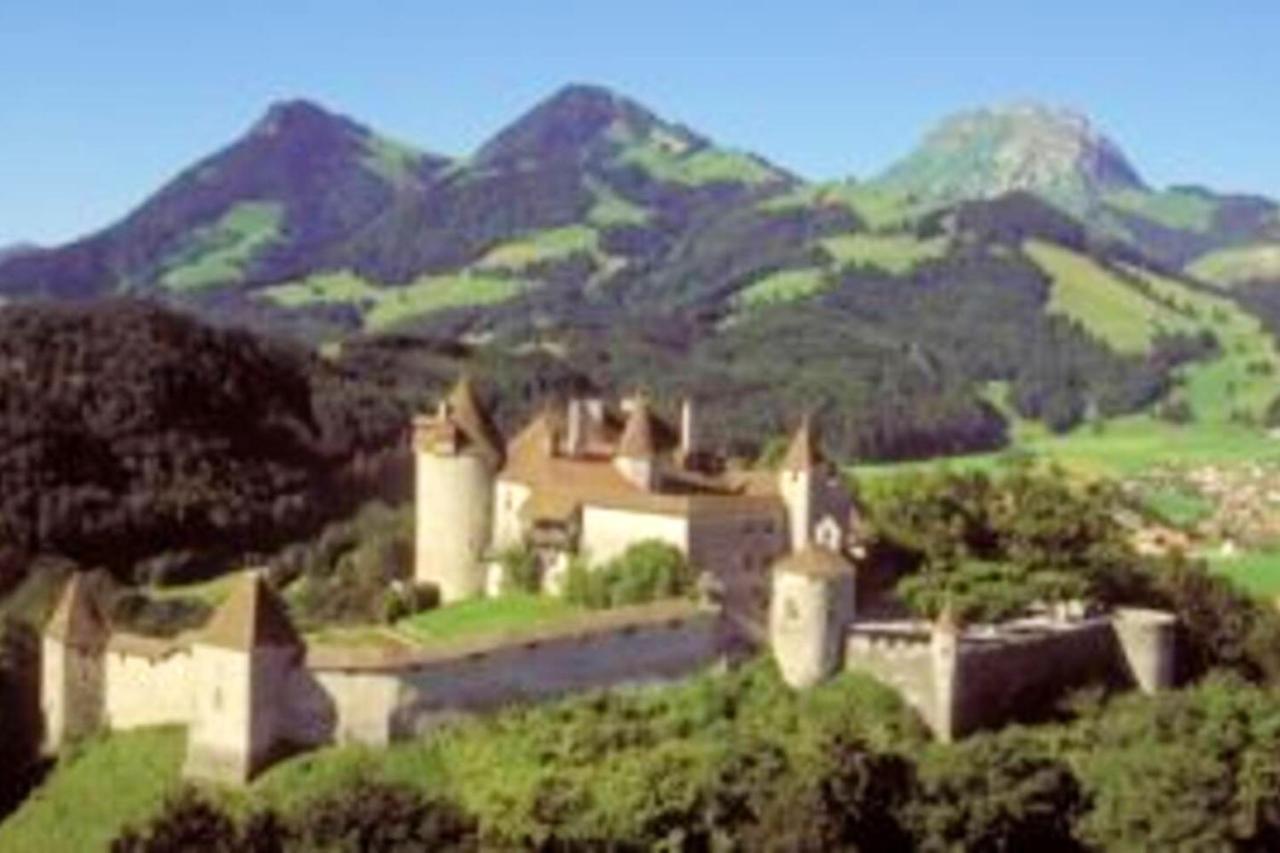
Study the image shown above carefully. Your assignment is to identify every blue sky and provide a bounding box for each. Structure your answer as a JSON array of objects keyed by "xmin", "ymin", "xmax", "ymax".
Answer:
[{"xmin": 2, "ymin": 1, "xmax": 1277, "ymax": 245}]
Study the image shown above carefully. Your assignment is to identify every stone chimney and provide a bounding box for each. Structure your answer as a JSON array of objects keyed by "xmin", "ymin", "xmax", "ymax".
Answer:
[
  {"xmin": 679, "ymin": 398, "xmax": 698, "ymax": 463},
  {"xmin": 565, "ymin": 398, "xmax": 587, "ymax": 457}
]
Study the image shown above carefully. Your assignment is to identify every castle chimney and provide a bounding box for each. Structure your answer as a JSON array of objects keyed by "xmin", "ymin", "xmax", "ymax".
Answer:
[
  {"xmin": 680, "ymin": 398, "xmax": 698, "ymax": 464},
  {"xmin": 565, "ymin": 398, "xmax": 586, "ymax": 457}
]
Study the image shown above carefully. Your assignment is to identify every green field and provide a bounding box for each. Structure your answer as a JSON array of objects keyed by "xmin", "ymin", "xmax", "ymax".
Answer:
[
  {"xmin": 395, "ymin": 593, "xmax": 580, "ymax": 644},
  {"xmin": 586, "ymin": 180, "xmax": 649, "ymax": 227},
  {"xmin": 159, "ymin": 201, "xmax": 284, "ymax": 292},
  {"xmin": 759, "ymin": 182, "xmax": 923, "ymax": 231},
  {"xmin": 260, "ymin": 270, "xmax": 532, "ymax": 331},
  {"xmin": 258, "ymin": 270, "xmax": 383, "ymax": 308},
  {"xmin": 820, "ymin": 233, "xmax": 947, "ymax": 275},
  {"xmin": 1104, "ymin": 188, "xmax": 1218, "ymax": 233},
  {"xmin": 618, "ymin": 135, "xmax": 779, "ymax": 187},
  {"xmin": 1188, "ymin": 244, "xmax": 1280, "ymax": 287},
  {"xmin": 474, "ymin": 226, "xmax": 600, "ymax": 271},
  {"xmin": 1026, "ymin": 240, "xmax": 1197, "ymax": 353},
  {"xmin": 735, "ymin": 267, "xmax": 829, "ymax": 308},
  {"xmin": 0, "ymin": 727, "xmax": 186, "ymax": 853}
]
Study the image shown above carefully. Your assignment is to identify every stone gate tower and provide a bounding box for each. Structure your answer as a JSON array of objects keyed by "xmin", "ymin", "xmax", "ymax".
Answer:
[
  {"xmin": 414, "ymin": 377, "xmax": 504, "ymax": 603},
  {"xmin": 183, "ymin": 571, "xmax": 303, "ymax": 784}
]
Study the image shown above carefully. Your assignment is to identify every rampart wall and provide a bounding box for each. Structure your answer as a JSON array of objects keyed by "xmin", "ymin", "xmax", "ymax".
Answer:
[
  {"xmin": 101, "ymin": 633, "xmax": 192, "ymax": 730},
  {"xmin": 289, "ymin": 600, "xmax": 720, "ymax": 747}
]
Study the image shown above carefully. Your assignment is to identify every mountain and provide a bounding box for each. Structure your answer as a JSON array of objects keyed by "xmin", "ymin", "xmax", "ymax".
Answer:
[
  {"xmin": 0, "ymin": 243, "xmax": 37, "ymax": 264},
  {"xmin": 877, "ymin": 103, "xmax": 1146, "ymax": 211},
  {"xmin": 0, "ymin": 100, "xmax": 450, "ymax": 300},
  {"xmin": 876, "ymin": 103, "xmax": 1280, "ymax": 269},
  {"xmin": 1, "ymin": 87, "xmax": 1277, "ymax": 465}
]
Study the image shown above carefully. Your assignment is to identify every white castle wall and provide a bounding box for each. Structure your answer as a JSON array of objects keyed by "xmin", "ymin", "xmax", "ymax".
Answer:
[
  {"xmin": 101, "ymin": 635, "xmax": 192, "ymax": 730},
  {"xmin": 579, "ymin": 506, "xmax": 688, "ymax": 564}
]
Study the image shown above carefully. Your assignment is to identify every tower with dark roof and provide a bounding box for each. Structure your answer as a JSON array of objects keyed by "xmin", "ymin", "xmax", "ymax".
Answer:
[
  {"xmin": 413, "ymin": 376, "xmax": 504, "ymax": 602},
  {"xmin": 183, "ymin": 570, "xmax": 303, "ymax": 784},
  {"xmin": 41, "ymin": 573, "xmax": 108, "ymax": 751}
]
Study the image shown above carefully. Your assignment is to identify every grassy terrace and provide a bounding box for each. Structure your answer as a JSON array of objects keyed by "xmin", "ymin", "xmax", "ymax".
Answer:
[{"xmin": 394, "ymin": 593, "xmax": 580, "ymax": 645}]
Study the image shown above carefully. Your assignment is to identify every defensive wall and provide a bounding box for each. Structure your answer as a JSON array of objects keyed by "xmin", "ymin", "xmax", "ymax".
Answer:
[{"xmin": 840, "ymin": 608, "xmax": 1177, "ymax": 740}]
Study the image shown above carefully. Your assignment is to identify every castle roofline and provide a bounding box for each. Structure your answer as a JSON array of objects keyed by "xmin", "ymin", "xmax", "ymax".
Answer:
[
  {"xmin": 45, "ymin": 573, "xmax": 108, "ymax": 647},
  {"xmin": 780, "ymin": 414, "xmax": 823, "ymax": 472},
  {"xmin": 196, "ymin": 570, "xmax": 301, "ymax": 652}
]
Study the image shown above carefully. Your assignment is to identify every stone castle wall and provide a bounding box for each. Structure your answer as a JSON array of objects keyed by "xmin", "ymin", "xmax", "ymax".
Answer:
[
  {"xmin": 293, "ymin": 601, "xmax": 719, "ymax": 748},
  {"xmin": 840, "ymin": 614, "xmax": 1173, "ymax": 740}
]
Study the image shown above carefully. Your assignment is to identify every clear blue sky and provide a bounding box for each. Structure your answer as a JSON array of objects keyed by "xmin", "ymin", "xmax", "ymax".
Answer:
[{"xmin": 2, "ymin": 1, "xmax": 1277, "ymax": 245}]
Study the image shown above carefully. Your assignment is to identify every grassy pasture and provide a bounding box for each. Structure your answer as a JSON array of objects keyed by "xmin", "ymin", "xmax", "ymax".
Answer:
[{"xmin": 159, "ymin": 201, "xmax": 283, "ymax": 292}]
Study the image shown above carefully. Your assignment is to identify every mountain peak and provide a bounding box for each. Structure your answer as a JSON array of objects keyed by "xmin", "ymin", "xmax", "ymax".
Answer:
[
  {"xmin": 877, "ymin": 101, "xmax": 1145, "ymax": 210},
  {"xmin": 251, "ymin": 98, "xmax": 361, "ymax": 140},
  {"xmin": 474, "ymin": 83, "xmax": 700, "ymax": 167}
]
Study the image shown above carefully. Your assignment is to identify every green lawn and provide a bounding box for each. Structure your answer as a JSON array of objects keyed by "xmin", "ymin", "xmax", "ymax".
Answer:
[
  {"xmin": 159, "ymin": 201, "xmax": 283, "ymax": 292},
  {"xmin": 1210, "ymin": 550, "xmax": 1280, "ymax": 599},
  {"xmin": 0, "ymin": 727, "xmax": 187, "ymax": 853},
  {"xmin": 394, "ymin": 593, "xmax": 580, "ymax": 644}
]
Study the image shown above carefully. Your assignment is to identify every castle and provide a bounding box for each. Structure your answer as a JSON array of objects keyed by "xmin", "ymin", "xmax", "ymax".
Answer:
[
  {"xmin": 38, "ymin": 379, "xmax": 1179, "ymax": 783},
  {"xmin": 412, "ymin": 378, "xmax": 858, "ymax": 632}
]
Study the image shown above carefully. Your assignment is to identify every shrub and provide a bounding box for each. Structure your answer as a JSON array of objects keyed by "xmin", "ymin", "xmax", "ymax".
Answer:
[
  {"xmin": 296, "ymin": 779, "xmax": 476, "ymax": 851},
  {"xmin": 564, "ymin": 541, "xmax": 695, "ymax": 609},
  {"xmin": 497, "ymin": 545, "xmax": 541, "ymax": 594}
]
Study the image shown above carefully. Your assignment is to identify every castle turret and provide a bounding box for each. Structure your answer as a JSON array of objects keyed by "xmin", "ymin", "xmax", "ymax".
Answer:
[
  {"xmin": 614, "ymin": 398, "xmax": 658, "ymax": 491},
  {"xmin": 414, "ymin": 377, "xmax": 504, "ymax": 603},
  {"xmin": 929, "ymin": 604, "xmax": 961, "ymax": 742},
  {"xmin": 768, "ymin": 547, "xmax": 855, "ymax": 688},
  {"xmin": 183, "ymin": 570, "xmax": 303, "ymax": 784},
  {"xmin": 41, "ymin": 573, "xmax": 108, "ymax": 752},
  {"xmin": 778, "ymin": 416, "xmax": 823, "ymax": 552}
]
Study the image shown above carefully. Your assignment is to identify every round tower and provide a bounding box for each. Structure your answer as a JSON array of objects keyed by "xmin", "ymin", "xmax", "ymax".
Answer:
[
  {"xmin": 414, "ymin": 377, "xmax": 504, "ymax": 603},
  {"xmin": 768, "ymin": 547, "xmax": 855, "ymax": 689}
]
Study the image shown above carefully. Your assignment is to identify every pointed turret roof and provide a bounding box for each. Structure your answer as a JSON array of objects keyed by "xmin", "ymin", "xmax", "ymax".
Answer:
[
  {"xmin": 444, "ymin": 375, "xmax": 505, "ymax": 468},
  {"xmin": 617, "ymin": 398, "xmax": 657, "ymax": 459},
  {"xmin": 196, "ymin": 570, "xmax": 301, "ymax": 652},
  {"xmin": 45, "ymin": 573, "xmax": 108, "ymax": 647},
  {"xmin": 780, "ymin": 414, "xmax": 822, "ymax": 471}
]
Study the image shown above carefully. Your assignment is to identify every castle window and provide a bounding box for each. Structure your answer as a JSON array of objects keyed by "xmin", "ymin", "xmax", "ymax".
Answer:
[{"xmin": 212, "ymin": 686, "xmax": 222, "ymax": 711}]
